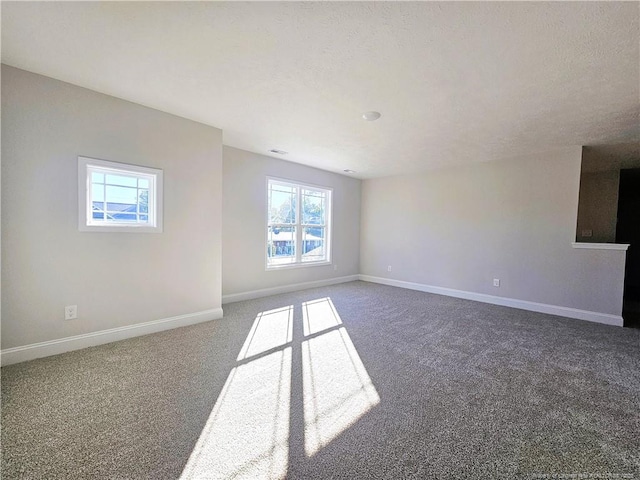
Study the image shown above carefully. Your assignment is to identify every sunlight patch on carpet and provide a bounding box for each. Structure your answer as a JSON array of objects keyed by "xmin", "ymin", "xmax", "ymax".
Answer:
[
  {"xmin": 237, "ymin": 305, "xmax": 293, "ymax": 361},
  {"xmin": 180, "ymin": 348, "xmax": 291, "ymax": 480},
  {"xmin": 302, "ymin": 327, "xmax": 380, "ymax": 457},
  {"xmin": 302, "ymin": 297, "xmax": 342, "ymax": 336}
]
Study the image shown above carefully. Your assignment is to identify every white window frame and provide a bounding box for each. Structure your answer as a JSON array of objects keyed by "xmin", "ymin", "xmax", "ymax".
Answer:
[
  {"xmin": 78, "ymin": 156, "xmax": 163, "ymax": 233},
  {"xmin": 266, "ymin": 177, "xmax": 332, "ymax": 270}
]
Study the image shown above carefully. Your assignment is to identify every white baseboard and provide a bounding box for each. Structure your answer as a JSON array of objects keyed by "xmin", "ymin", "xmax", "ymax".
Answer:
[
  {"xmin": 359, "ymin": 275, "xmax": 623, "ymax": 327},
  {"xmin": 222, "ymin": 274, "xmax": 360, "ymax": 304},
  {"xmin": 3, "ymin": 275, "xmax": 622, "ymax": 366},
  {"xmin": 0, "ymin": 308, "xmax": 224, "ymax": 366}
]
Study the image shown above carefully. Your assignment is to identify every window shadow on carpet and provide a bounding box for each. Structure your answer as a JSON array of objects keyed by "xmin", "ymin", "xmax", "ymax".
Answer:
[{"xmin": 179, "ymin": 297, "xmax": 380, "ymax": 479}]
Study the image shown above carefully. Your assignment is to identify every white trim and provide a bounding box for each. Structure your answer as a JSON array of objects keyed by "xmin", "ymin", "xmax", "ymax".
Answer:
[
  {"xmin": 571, "ymin": 242, "xmax": 629, "ymax": 251},
  {"xmin": 265, "ymin": 261, "xmax": 332, "ymax": 271},
  {"xmin": 78, "ymin": 156, "xmax": 164, "ymax": 233},
  {"xmin": 0, "ymin": 308, "xmax": 223, "ymax": 366},
  {"xmin": 222, "ymin": 275, "xmax": 359, "ymax": 304},
  {"xmin": 265, "ymin": 176, "xmax": 333, "ymax": 270},
  {"xmin": 359, "ymin": 275, "xmax": 623, "ymax": 327}
]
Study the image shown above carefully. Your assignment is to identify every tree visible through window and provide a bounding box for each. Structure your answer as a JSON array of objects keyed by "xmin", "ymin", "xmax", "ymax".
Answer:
[{"xmin": 267, "ymin": 178, "xmax": 331, "ymax": 268}]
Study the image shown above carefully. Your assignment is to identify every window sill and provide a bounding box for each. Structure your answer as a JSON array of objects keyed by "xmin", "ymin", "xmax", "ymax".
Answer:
[
  {"xmin": 571, "ymin": 242, "xmax": 629, "ymax": 251},
  {"xmin": 79, "ymin": 225, "xmax": 162, "ymax": 233},
  {"xmin": 266, "ymin": 261, "xmax": 332, "ymax": 271}
]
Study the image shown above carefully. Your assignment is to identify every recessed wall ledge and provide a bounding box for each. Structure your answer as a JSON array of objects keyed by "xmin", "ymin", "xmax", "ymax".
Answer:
[{"xmin": 571, "ymin": 242, "xmax": 630, "ymax": 251}]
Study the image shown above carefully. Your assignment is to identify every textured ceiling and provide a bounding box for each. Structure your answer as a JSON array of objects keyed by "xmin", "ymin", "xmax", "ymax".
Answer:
[{"xmin": 2, "ymin": 2, "xmax": 639, "ymax": 178}]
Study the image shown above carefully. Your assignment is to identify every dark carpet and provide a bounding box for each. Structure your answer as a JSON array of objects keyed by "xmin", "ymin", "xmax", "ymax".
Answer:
[{"xmin": 2, "ymin": 281, "xmax": 639, "ymax": 479}]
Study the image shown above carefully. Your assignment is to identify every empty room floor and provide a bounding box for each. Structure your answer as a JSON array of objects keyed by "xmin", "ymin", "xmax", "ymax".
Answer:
[{"xmin": 2, "ymin": 281, "xmax": 639, "ymax": 479}]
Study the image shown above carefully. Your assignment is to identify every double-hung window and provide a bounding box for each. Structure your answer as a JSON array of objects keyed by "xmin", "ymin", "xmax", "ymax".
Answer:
[
  {"xmin": 267, "ymin": 178, "xmax": 331, "ymax": 268},
  {"xmin": 78, "ymin": 156, "xmax": 163, "ymax": 232}
]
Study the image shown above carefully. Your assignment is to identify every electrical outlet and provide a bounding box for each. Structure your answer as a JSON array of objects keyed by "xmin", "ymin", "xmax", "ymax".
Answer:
[
  {"xmin": 65, "ymin": 305, "xmax": 78, "ymax": 320},
  {"xmin": 333, "ymin": 264, "xmax": 338, "ymax": 271},
  {"xmin": 387, "ymin": 265, "xmax": 392, "ymax": 272},
  {"xmin": 493, "ymin": 279, "xmax": 500, "ymax": 287}
]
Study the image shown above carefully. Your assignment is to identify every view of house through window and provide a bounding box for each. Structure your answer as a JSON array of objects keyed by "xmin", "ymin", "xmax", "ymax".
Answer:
[
  {"xmin": 78, "ymin": 156, "xmax": 163, "ymax": 232},
  {"xmin": 267, "ymin": 178, "xmax": 331, "ymax": 268},
  {"xmin": 90, "ymin": 171, "xmax": 150, "ymax": 223}
]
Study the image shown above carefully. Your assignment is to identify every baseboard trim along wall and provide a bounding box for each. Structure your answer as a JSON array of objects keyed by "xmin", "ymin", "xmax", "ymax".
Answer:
[
  {"xmin": 0, "ymin": 308, "xmax": 224, "ymax": 366},
  {"xmin": 359, "ymin": 275, "xmax": 623, "ymax": 327},
  {"xmin": 3, "ymin": 273, "xmax": 622, "ymax": 366},
  {"xmin": 222, "ymin": 274, "xmax": 360, "ymax": 304}
]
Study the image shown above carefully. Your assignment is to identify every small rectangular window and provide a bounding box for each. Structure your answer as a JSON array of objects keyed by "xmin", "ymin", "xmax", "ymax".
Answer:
[
  {"xmin": 78, "ymin": 156, "xmax": 163, "ymax": 232},
  {"xmin": 267, "ymin": 178, "xmax": 331, "ymax": 269}
]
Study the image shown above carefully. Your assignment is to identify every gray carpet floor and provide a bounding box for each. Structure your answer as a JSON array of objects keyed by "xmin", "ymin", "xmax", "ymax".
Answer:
[{"xmin": 2, "ymin": 281, "xmax": 639, "ymax": 479}]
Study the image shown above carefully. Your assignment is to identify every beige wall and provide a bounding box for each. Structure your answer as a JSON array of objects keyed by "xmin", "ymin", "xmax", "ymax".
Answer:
[
  {"xmin": 360, "ymin": 147, "xmax": 626, "ymax": 316},
  {"xmin": 222, "ymin": 146, "xmax": 360, "ymax": 297},
  {"xmin": 1, "ymin": 66, "xmax": 223, "ymax": 349},
  {"xmin": 576, "ymin": 170, "xmax": 620, "ymax": 243}
]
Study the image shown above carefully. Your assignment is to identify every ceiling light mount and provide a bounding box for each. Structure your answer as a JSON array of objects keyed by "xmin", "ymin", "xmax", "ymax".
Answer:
[{"xmin": 362, "ymin": 111, "xmax": 381, "ymax": 121}]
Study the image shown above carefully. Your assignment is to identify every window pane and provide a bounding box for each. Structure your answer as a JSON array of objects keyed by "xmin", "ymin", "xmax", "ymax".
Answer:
[
  {"xmin": 138, "ymin": 189, "xmax": 149, "ymax": 213},
  {"xmin": 112, "ymin": 213, "xmax": 137, "ymax": 222},
  {"xmin": 302, "ymin": 190, "xmax": 325, "ymax": 225},
  {"xmin": 302, "ymin": 227, "xmax": 325, "ymax": 262},
  {"xmin": 269, "ymin": 184, "xmax": 297, "ymax": 224},
  {"xmin": 92, "ymin": 205, "xmax": 104, "ymax": 220},
  {"xmin": 80, "ymin": 157, "xmax": 162, "ymax": 231},
  {"xmin": 91, "ymin": 172, "xmax": 104, "ymax": 183},
  {"xmin": 105, "ymin": 174, "xmax": 138, "ymax": 187},
  {"xmin": 271, "ymin": 184, "xmax": 295, "ymax": 195},
  {"xmin": 265, "ymin": 179, "xmax": 330, "ymax": 268},
  {"xmin": 91, "ymin": 184, "xmax": 105, "ymax": 202},
  {"xmin": 267, "ymin": 226, "xmax": 296, "ymax": 265},
  {"xmin": 98, "ymin": 183, "xmax": 149, "ymax": 224},
  {"xmin": 106, "ymin": 203, "xmax": 137, "ymax": 217},
  {"xmin": 105, "ymin": 185, "xmax": 138, "ymax": 204}
]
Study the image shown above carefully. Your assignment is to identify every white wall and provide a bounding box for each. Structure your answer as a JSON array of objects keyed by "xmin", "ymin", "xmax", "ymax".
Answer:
[
  {"xmin": 360, "ymin": 147, "xmax": 626, "ymax": 317},
  {"xmin": 1, "ymin": 66, "xmax": 223, "ymax": 352},
  {"xmin": 1, "ymin": 65, "xmax": 626, "ymax": 365},
  {"xmin": 222, "ymin": 146, "xmax": 360, "ymax": 299}
]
